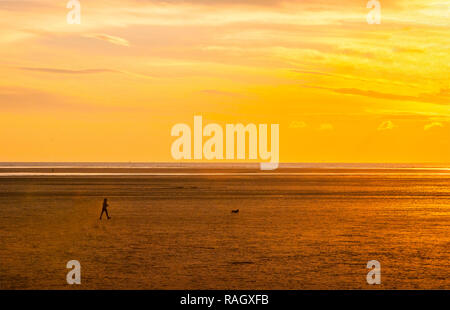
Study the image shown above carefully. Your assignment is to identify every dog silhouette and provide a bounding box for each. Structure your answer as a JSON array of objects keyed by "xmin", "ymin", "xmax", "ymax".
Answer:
[{"xmin": 231, "ymin": 209, "xmax": 239, "ymax": 214}]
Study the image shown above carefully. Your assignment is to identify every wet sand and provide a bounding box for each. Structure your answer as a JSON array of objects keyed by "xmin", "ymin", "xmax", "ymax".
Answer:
[{"xmin": 0, "ymin": 169, "xmax": 450, "ymax": 289}]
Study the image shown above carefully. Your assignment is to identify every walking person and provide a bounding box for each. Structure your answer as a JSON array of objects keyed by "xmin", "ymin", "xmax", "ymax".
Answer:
[{"xmin": 99, "ymin": 198, "xmax": 111, "ymax": 220}]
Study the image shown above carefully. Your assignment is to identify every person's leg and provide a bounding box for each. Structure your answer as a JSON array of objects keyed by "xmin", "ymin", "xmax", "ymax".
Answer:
[
  {"xmin": 99, "ymin": 209, "xmax": 105, "ymax": 220},
  {"xmin": 105, "ymin": 209, "xmax": 111, "ymax": 219}
]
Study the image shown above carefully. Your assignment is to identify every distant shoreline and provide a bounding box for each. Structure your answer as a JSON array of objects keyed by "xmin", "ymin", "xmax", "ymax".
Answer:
[
  {"xmin": 0, "ymin": 162, "xmax": 449, "ymax": 169},
  {"xmin": 0, "ymin": 162, "xmax": 449, "ymax": 177}
]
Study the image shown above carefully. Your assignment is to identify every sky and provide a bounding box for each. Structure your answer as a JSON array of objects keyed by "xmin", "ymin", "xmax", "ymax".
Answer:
[{"xmin": 0, "ymin": 0, "xmax": 449, "ymax": 163}]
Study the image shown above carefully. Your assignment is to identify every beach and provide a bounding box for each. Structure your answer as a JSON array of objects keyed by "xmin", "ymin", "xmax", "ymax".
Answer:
[{"xmin": 0, "ymin": 164, "xmax": 449, "ymax": 289}]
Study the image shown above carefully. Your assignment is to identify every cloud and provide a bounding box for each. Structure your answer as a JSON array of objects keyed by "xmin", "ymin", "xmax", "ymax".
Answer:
[
  {"xmin": 289, "ymin": 121, "xmax": 307, "ymax": 128},
  {"xmin": 19, "ymin": 67, "xmax": 117, "ymax": 74},
  {"xmin": 365, "ymin": 109, "xmax": 448, "ymax": 120},
  {"xmin": 319, "ymin": 123, "xmax": 333, "ymax": 131},
  {"xmin": 424, "ymin": 122, "xmax": 443, "ymax": 130},
  {"xmin": 0, "ymin": 86, "xmax": 146, "ymax": 114},
  {"xmin": 299, "ymin": 85, "xmax": 450, "ymax": 106},
  {"xmin": 84, "ymin": 34, "xmax": 130, "ymax": 47},
  {"xmin": 0, "ymin": 86, "xmax": 85, "ymax": 111},
  {"xmin": 334, "ymin": 88, "xmax": 450, "ymax": 106},
  {"xmin": 377, "ymin": 120, "xmax": 395, "ymax": 131},
  {"xmin": 17, "ymin": 66, "xmax": 156, "ymax": 80},
  {"xmin": 0, "ymin": 1, "xmax": 58, "ymax": 12}
]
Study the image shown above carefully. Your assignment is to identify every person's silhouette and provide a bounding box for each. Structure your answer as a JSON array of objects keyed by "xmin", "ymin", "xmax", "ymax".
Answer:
[{"xmin": 99, "ymin": 198, "xmax": 111, "ymax": 220}]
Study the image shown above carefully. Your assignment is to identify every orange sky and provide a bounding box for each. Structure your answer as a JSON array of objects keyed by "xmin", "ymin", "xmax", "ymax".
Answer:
[{"xmin": 0, "ymin": 0, "xmax": 449, "ymax": 162}]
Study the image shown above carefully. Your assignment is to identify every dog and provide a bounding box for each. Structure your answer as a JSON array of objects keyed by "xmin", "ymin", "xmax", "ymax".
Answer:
[{"xmin": 231, "ymin": 209, "xmax": 239, "ymax": 214}]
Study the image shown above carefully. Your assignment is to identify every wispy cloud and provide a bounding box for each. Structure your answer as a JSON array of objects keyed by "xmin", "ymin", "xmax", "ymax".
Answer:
[
  {"xmin": 0, "ymin": 86, "xmax": 147, "ymax": 114},
  {"xmin": 333, "ymin": 88, "xmax": 450, "ymax": 106},
  {"xmin": 84, "ymin": 34, "xmax": 130, "ymax": 47},
  {"xmin": 424, "ymin": 122, "xmax": 444, "ymax": 131},
  {"xmin": 16, "ymin": 66, "xmax": 157, "ymax": 81},
  {"xmin": 377, "ymin": 120, "xmax": 395, "ymax": 131},
  {"xmin": 299, "ymin": 85, "xmax": 450, "ymax": 106},
  {"xmin": 18, "ymin": 67, "xmax": 117, "ymax": 74}
]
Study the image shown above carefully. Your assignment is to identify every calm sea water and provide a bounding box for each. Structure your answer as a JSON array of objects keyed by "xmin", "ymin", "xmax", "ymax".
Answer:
[{"xmin": 0, "ymin": 163, "xmax": 449, "ymax": 289}]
